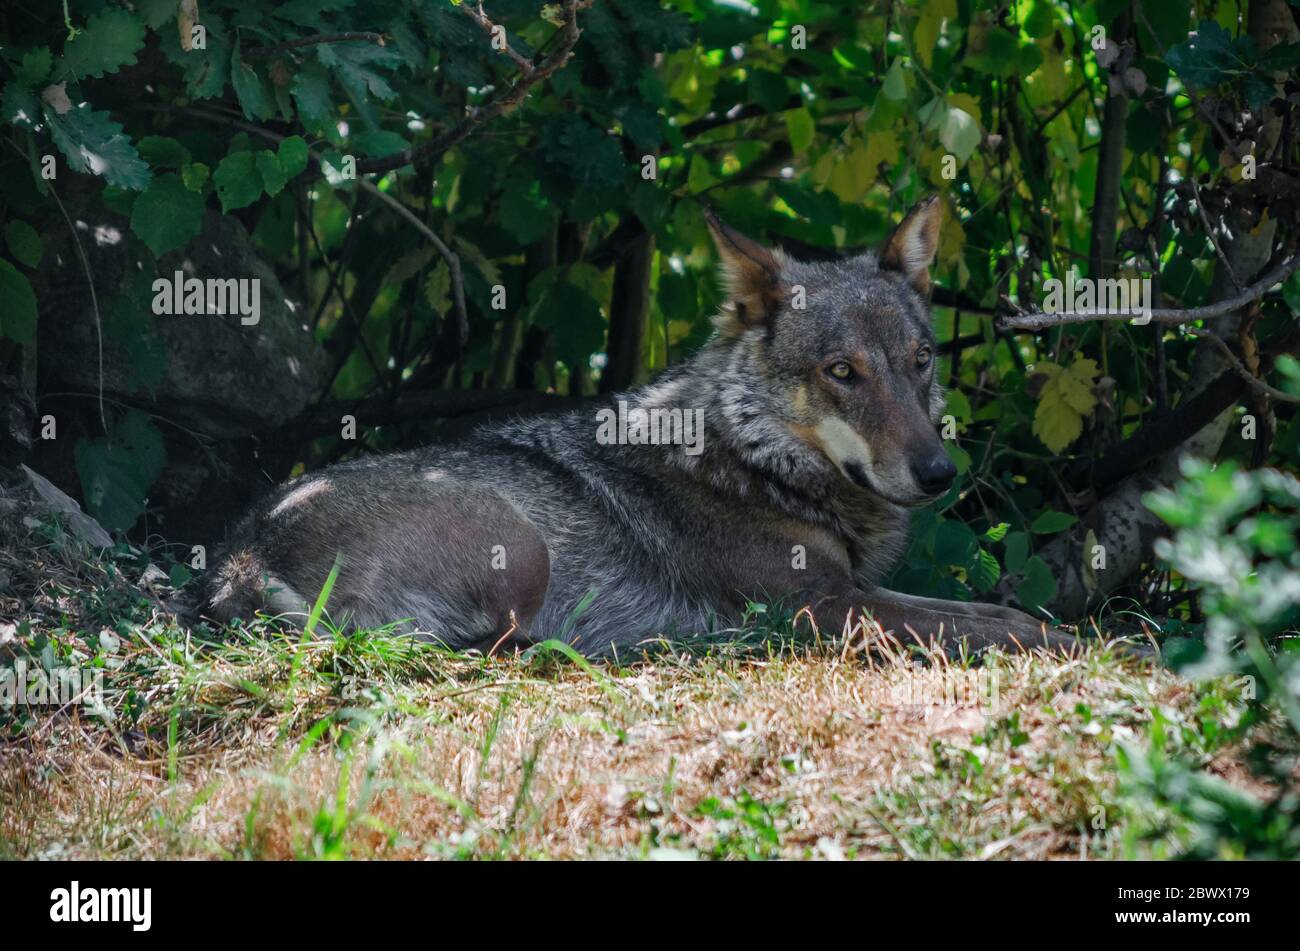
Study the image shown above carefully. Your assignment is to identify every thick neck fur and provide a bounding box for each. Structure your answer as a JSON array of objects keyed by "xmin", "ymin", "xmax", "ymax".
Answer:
[{"xmin": 619, "ymin": 330, "xmax": 908, "ymax": 571}]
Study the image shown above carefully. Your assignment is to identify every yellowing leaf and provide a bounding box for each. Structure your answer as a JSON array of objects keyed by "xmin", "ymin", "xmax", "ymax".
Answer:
[
  {"xmin": 1032, "ymin": 356, "xmax": 1100, "ymax": 453},
  {"xmin": 914, "ymin": 0, "xmax": 957, "ymax": 68},
  {"xmin": 1029, "ymin": 44, "xmax": 1071, "ymax": 103},
  {"xmin": 828, "ymin": 141, "xmax": 871, "ymax": 203},
  {"xmin": 864, "ymin": 130, "xmax": 900, "ymax": 170},
  {"xmin": 1057, "ymin": 356, "xmax": 1100, "ymax": 414},
  {"xmin": 1033, "ymin": 387, "xmax": 1083, "ymax": 453},
  {"xmin": 938, "ymin": 208, "xmax": 964, "ymax": 270},
  {"xmin": 424, "ymin": 261, "xmax": 451, "ymax": 313},
  {"xmin": 786, "ymin": 107, "xmax": 815, "ymax": 154},
  {"xmin": 827, "ymin": 131, "xmax": 898, "ymax": 204}
]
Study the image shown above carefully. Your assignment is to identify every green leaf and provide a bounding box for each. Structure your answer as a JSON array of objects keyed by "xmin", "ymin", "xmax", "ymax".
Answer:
[
  {"xmin": 1030, "ymin": 510, "xmax": 1078, "ymax": 534},
  {"xmin": 540, "ymin": 115, "xmax": 624, "ymax": 190},
  {"xmin": 317, "ymin": 42, "xmax": 401, "ymax": 102},
  {"xmin": 181, "ymin": 161, "xmax": 210, "ymax": 192},
  {"xmin": 102, "ymin": 186, "xmax": 137, "ymax": 216},
  {"xmin": 255, "ymin": 150, "xmax": 287, "ymax": 197},
  {"xmin": 1022, "ymin": 0, "xmax": 1056, "ymax": 39},
  {"xmin": 5, "ymin": 220, "xmax": 42, "ymax": 268},
  {"xmin": 73, "ymin": 410, "xmax": 166, "ymax": 534},
  {"xmin": 291, "ymin": 62, "xmax": 334, "ymax": 132},
  {"xmin": 231, "ymin": 48, "xmax": 274, "ymax": 120},
  {"xmin": 1003, "ymin": 532, "xmax": 1029, "ymax": 573},
  {"xmin": 181, "ymin": 16, "xmax": 231, "ymax": 99},
  {"xmin": 277, "ymin": 135, "xmax": 309, "ymax": 178},
  {"xmin": 1136, "ymin": 0, "xmax": 1189, "ymax": 51},
  {"xmin": 933, "ymin": 518, "xmax": 978, "ymax": 566},
  {"xmin": 136, "ymin": 135, "xmax": 191, "ymax": 169},
  {"xmin": 965, "ymin": 27, "xmax": 1019, "ymax": 76},
  {"xmin": 1, "ymin": 83, "xmax": 41, "ymax": 129},
  {"xmin": 687, "ymin": 154, "xmax": 718, "ymax": 193},
  {"xmin": 785, "ymin": 107, "xmax": 815, "ymax": 154},
  {"xmin": 984, "ymin": 522, "xmax": 1010, "ymax": 543},
  {"xmin": 1166, "ymin": 21, "xmax": 1255, "ymax": 89},
  {"xmin": 44, "ymin": 104, "xmax": 152, "ymax": 190},
  {"xmin": 56, "ymin": 8, "xmax": 145, "ymax": 80},
  {"xmin": 531, "ymin": 281, "xmax": 605, "ymax": 370},
  {"xmin": 1015, "ymin": 555, "xmax": 1057, "ymax": 614},
  {"xmin": 130, "ymin": 173, "xmax": 205, "ymax": 256},
  {"xmin": 213, "ymin": 151, "xmax": 263, "ymax": 212},
  {"xmin": 1258, "ymin": 41, "xmax": 1300, "ymax": 72},
  {"xmin": 968, "ymin": 548, "xmax": 1002, "ymax": 593},
  {"xmin": 17, "ymin": 48, "xmax": 53, "ymax": 86},
  {"xmin": 168, "ymin": 563, "xmax": 194, "ymax": 589},
  {"xmin": 499, "ymin": 177, "xmax": 555, "ymax": 246},
  {"xmin": 0, "ymin": 260, "xmax": 38, "ymax": 345},
  {"xmin": 881, "ymin": 59, "xmax": 908, "ymax": 101}
]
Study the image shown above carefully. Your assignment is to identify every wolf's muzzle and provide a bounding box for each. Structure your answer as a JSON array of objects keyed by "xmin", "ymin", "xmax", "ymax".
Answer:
[{"xmin": 911, "ymin": 452, "xmax": 957, "ymax": 496}]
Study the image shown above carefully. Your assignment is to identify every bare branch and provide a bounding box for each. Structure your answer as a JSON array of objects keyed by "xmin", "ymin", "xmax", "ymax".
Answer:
[
  {"xmin": 1188, "ymin": 176, "xmax": 1241, "ymax": 289},
  {"xmin": 997, "ymin": 253, "xmax": 1300, "ymax": 331},
  {"xmin": 461, "ymin": 2, "xmax": 535, "ymax": 77},
  {"xmin": 354, "ymin": 0, "xmax": 591, "ymax": 175},
  {"xmin": 1184, "ymin": 327, "xmax": 1300, "ymax": 404}
]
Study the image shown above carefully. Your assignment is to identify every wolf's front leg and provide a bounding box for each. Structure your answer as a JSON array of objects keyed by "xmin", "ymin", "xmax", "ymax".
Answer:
[{"xmin": 802, "ymin": 584, "xmax": 1081, "ymax": 655}]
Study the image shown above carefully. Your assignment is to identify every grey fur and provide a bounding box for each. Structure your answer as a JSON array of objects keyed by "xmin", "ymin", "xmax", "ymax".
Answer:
[{"xmin": 203, "ymin": 201, "xmax": 1091, "ymax": 658}]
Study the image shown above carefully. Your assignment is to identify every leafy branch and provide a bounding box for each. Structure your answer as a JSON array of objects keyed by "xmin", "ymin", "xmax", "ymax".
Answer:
[{"xmin": 354, "ymin": 0, "xmax": 592, "ymax": 175}]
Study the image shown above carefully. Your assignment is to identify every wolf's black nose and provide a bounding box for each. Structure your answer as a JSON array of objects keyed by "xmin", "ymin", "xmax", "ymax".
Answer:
[{"xmin": 912, "ymin": 453, "xmax": 957, "ymax": 495}]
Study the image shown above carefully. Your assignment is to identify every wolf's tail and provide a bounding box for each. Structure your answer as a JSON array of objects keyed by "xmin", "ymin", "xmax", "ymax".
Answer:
[{"xmin": 200, "ymin": 548, "xmax": 308, "ymax": 627}]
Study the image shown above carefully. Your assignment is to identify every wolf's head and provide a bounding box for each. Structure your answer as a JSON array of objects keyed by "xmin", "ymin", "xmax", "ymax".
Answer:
[{"xmin": 704, "ymin": 198, "xmax": 954, "ymax": 507}]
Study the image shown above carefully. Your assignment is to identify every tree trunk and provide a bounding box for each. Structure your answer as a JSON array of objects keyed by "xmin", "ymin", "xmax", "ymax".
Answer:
[{"xmin": 601, "ymin": 227, "xmax": 654, "ymax": 393}]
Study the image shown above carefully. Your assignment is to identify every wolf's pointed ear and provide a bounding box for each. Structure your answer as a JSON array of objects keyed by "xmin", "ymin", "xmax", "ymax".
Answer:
[
  {"xmin": 704, "ymin": 205, "xmax": 787, "ymax": 334},
  {"xmin": 880, "ymin": 196, "xmax": 943, "ymax": 296}
]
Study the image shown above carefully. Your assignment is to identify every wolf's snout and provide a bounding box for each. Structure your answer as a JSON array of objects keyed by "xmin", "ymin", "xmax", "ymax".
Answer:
[{"xmin": 911, "ymin": 452, "xmax": 957, "ymax": 495}]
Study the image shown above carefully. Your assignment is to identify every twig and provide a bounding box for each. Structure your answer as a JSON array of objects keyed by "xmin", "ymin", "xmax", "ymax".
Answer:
[
  {"xmin": 1, "ymin": 136, "xmax": 107, "ymax": 435},
  {"xmin": 354, "ymin": 0, "xmax": 591, "ymax": 175},
  {"xmin": 997, "ymin": 253, "xmax": 1300, "ymax": 330},
  {"xmin": 355, "ymin": 177, "xmax": 468, "ymax": 349},
  {"xmin": 1188, "ymin": 176, "xmax": 1241, "ymax": 289},
  {"xmin": 462, "ymin": 2, "xmax": 535, "ymax": 77},
  {"xmin": 1183, "ymin": 327, "xmax": 1300, "ymax": 404},
  {"xmin": 243, "ymin": 32, "xmax": 387, "ymax": 58},
  {"xmin": 48, "ymin": 182, "xmax": 107, "ymax": 436}
]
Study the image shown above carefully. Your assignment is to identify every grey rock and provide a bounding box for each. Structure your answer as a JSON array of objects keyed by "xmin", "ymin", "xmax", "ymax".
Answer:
[{"xmin": 38, "ymin": 211, "xmax": 325, "ymax": 437}]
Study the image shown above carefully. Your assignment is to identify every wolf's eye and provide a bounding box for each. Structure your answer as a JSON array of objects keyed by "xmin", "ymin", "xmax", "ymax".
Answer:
[
  {"xmin": 916, "ymin": 346, "xmax": 933, "ymax": 370},
  {"xmin": 826, "ymin": 361, "xmax": 855, "ymax": 381}
]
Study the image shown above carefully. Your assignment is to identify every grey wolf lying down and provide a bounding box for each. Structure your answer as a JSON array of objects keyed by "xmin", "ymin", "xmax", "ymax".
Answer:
[{"xmin": 204, "ymin": 199, "xmax": 1104, "ymax": 659}]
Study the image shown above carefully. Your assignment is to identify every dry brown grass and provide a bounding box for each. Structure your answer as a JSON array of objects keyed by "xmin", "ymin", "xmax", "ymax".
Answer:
[{"xmin": 1, "ymin": 627, "xmax": 1217, "ymax": 860}]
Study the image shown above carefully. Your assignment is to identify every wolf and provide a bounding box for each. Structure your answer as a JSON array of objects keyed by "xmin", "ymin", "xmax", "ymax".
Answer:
[{"xmin": 203, "ymin": 198, "xmax": 1085, "ymax": 658}]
